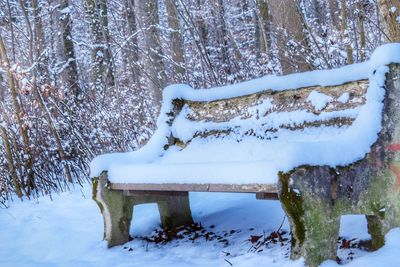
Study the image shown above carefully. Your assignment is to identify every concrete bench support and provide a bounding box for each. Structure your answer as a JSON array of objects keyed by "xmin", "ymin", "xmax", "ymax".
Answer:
[
  {"xmin": 92, "ymin": 172, "xmax": 134, "ymax": 247},
  {"xmin": 276, "ymin": 64, "xmax": 400, "ymax": 267},
  {"xmin": 156, "ymin": 193, "xmax": 193, "ymax": 229},
  {"xmin": 279, "ymin": 164, "xmax": 400, "ymax": 267},
  {"xmin": 93, "ymin": 172, "xmax": 193, "ymax": 247}
]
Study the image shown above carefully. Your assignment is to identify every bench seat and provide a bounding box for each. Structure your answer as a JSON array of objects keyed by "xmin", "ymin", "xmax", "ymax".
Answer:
[{"xmin": 92, "ymin": 122, "xmax": 365, "ymax": 185}]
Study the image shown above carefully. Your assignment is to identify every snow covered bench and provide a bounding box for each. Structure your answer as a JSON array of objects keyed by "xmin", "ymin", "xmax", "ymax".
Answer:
[{"xmin": 91, "ymin": 44, "xmax": 400, "ymax": 267}]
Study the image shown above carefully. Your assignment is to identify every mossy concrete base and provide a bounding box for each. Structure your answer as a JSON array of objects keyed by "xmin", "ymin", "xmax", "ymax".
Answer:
[
  {"xmin": 157, "ymin": 194, "xmax": 193, "ymax": 229},
  {"xmin": 278, "ymin": 64, "xmax": 400, "ymax": 267},
  {"xmin": 92, "ymin": 172, "xmax": 193, "ymax": 247},
  {"xmin": 92, "ymin": 172, "xmax": 134, "ymax": 247},
  {"xmin": 366, "ymin": 215, "xmax": 385, "ymax": 250},
  {"xmin": 279, "ymin": 164, "xmax": 400, "ymax": 267}
]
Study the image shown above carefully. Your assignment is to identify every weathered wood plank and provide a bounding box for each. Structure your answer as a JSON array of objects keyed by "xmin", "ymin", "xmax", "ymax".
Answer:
[
  {"xmin": 185, "ymin": 80, "xmax": 368, "ymax": 123},
  {"xmin": 110, "ymin": 182, "xmax": 278, "ymax": 193}
]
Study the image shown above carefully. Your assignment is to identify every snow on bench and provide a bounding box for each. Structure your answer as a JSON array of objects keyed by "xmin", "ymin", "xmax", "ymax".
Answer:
[
  {"xmin": 93, "ymin": 78, "xmax": 368, "ymax": 193},
  {"xmin": 91, "ymin": 64, "xmax": 374, "ymax": 187},
  {"xmin": 91, "ymin": 44, "xmax": 400, "ymax": 267}
]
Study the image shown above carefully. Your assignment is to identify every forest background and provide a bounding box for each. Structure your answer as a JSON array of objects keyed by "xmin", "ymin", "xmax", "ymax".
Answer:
[{"xmin": 0, "ymin": 0, "xmax": 399, "ymax": 204}]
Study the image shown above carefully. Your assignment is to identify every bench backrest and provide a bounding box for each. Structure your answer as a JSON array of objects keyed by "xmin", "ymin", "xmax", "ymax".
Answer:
[{"xmin": 166, "ymin": 81, "xmax": 368, "ymax": 148}]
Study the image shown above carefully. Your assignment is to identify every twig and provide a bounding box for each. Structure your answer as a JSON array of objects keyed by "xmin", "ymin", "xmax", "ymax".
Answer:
[
  {"xmin": 277, "ymin": 215, "xmax": 287, "ymax": 233},
  {"xmin": 224, "ymin": 259, "xmax": 233, "ymax": 266}
]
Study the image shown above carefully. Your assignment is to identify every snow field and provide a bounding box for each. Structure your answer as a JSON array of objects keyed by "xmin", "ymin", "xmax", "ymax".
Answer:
[{"xmin": 1, "ymin": 186, "xmax": 400, "ymax": 267}]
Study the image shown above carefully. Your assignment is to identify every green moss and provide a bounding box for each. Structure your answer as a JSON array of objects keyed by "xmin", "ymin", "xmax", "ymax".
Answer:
[
  {"xmin": 279, "ymin": 171, "xmax": 305, "ymax": 248},
  {"xmin": 92, "ymin": 177, "xmax": 104, "ymax": 213},
  {"xmin": 303, "ymin": 198, "xmax": 340, "ymax": 266},
  {"xmin": 366, "ymin": 215, "xmax": 385, "ymax": 250},
  {"xmin": 359, "ymin": 170, "xmax": 392, "ymax": 217},
  {"xmin": 92, "ymin": 177, "xmax": 99, "ymax": 199}
]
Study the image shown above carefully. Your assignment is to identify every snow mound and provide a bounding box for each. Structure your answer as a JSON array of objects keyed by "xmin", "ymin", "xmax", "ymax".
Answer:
[
  {"xmin": 307, "ymin": 90, "xmax": 333, "ymax": 111},
  {"xmin": 90, "ymin": 44, "xmax": 400, "ymax": 184},
  {"xmin": 337, "ymin": 92, "xmax": 350, "ymax": 103}
]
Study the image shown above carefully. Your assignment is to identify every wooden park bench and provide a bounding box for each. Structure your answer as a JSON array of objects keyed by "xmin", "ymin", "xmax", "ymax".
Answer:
[{"xmin": 91, "ymin": 44, "xmax": 400, "ymax": 267}]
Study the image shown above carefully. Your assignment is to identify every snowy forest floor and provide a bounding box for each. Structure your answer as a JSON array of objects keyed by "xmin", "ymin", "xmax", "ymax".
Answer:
[{"xmin": 1, "ymin": 186, "xmax": 400, "ymax": 267}]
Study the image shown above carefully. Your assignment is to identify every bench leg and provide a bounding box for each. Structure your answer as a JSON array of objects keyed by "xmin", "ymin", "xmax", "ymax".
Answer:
[
  {"xmin": 279, "ymin": 170, "xmax": 339, "ymax": 267},
  {"xmin": 281, "ymin": 196, "xmax": 339, "ymax": 266},
  {"xmin": 93, "ymin": 173, "xmax": 134, "ymax": 247},
  {"xmin": 157, "ymin": 192, "xmax": 194, "ymax": 229},
  {"xmin": 366, "ymin": 215, "xmax": 385, "ymax": 250},
  {"xmin": 302, "ymin": 206, "xmax": 339, "ymax": 266},
  {"xmin": 366, "ymin": 199, "xmax": 400, "ymax": 251}
]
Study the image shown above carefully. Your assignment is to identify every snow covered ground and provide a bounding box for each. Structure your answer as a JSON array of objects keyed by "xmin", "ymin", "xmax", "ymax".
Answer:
[{"xmin": 1, "ymin": 185, "xmax": 400, "ymax": 267}]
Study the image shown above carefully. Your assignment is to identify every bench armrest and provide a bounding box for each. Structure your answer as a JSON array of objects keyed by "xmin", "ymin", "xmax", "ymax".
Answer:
[{"xmin": 90, "ymin": 85, "xmax": 191, "ymax": 177}]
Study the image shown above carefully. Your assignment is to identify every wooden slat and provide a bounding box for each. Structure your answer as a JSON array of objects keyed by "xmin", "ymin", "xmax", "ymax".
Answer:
[
  {"xmin": 110, "ymin": 182, "xmax": 278, "ymax": 193},
  {"xmin": 185, "ymin": 80, "xmax": 368, "ymax": 123},
  {"xmin": 123, "ymin": 190, "xmax": 189, "ymax": 197}
]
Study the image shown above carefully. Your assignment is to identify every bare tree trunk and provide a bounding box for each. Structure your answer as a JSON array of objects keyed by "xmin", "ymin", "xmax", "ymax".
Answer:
[
  {"xmin": 195, "ymin": 0, "xmax": 208, "ymax": 45},
  {"xmin": 378, "ymin": 0, "xmax": 400, "ymax": 42},
  {"xmin": 18, "ymin": 0, "xmax": 34, "ymax": 64},
  {"xmin": 58, "ymin": 0, "xmax": 81, "ymax": 99},
  {"xmin": 123, "ymin": 0, "xmax": 148, "ymax": 128},
  {"xmin": 85, "ymin": 0, "xmax": 114, "ymax": 93},
  {"xmin": 85, "ymin": 0, "xmax": 105, "ymax": 93},
  {"xmin": 0, "ymin": 54, "xmax": 4, "ymax": 100},
  {"xmin": 258, "ymin": 0, "xmax": 272, "ymax": 53},
  {"xmin": 213, "ymin": 0, "xmax": 232, "ymax": 77},
  {"xmin": 340, "ymin": 0, "xmax": 354, "ymax": 64},
  {"xmin": 5, "ymin": 0, "xmax": 16, "ymax": 62},
  {"xmin": 253, "ymin": 5, "xmax": 261, "ymax": 56},
  {"xmin": 311, "ymin": 0, "xmax": 326, "ymax": 35},
  {"xmin": 356, "ymin": 0, "xmax": 366, "ymax": 61},
  {"xmin": 269, "ymin": 0, "xmax": 311, "ymax": 74},
  {"xmin": 99, "ymin": 0, "xmax": 115, "ymax": 88},
  {"xmin": 166, "ymin": 0, "xmax": 186, "ymax": 82},
  {"xmin": 328, "ymin": 0, "xmax": 340, "ymax": 30},
  {"xmin": 31, "ymin": 0, "xmax": 48, "ymax": 77},
  {"xmin": 135, "ymin": 0, "xmax": 168, "ymax": 108},
  {"xmin": 0, "ymin": 125, "xmax": 22, "ymax": 198},
  {"xmin": 124, "ymin": 0, "xmax": 140, "ymax": 87}
]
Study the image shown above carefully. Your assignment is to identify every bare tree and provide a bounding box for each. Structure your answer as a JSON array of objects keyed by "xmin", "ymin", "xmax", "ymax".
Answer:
[
  {"xmin": 99, "ymin": 0, "xmax": 115, "ymax": 87},
  {"xmin": 0, "ymin": 53, "xmax": 4, "ymax": 100},
  {"xmin": 212, "ymin": 0, "xmax": 232, "ymax": 78},
  {"xmin": 123, "ymin": 0, "xmax": 141, "ymax": 87},
  {"xmin": 135, "ymin": 0, "xmax": 168, "ymax": 108},
  {"xmin": 328, "ymin": 0, "xmax": 340, "ymax": 30},
  {"xmin": 257, "ymin": 0, "xmax": 272, "ymax": 53},
  {"xmin": 340, "ymin": 0, "xmax": 354, "ymax": 64},
  {"xmin": 166, "ymin": 0, "xmax": 186, "ymax": 82},
  {"xmin": 378, "ymin": 0, "xmax": 400, "ymax": 42},
  {"xmin": 31, "ymin": 0, "xmax": 47, "ymax": 77},
  {"xmin": 58, "ymin": 0, "xmax": 81, "ymax": 99},
  {"xmin": 85, "ymin": 0, "xmax": 114, "ymax": 93},
  {"xmin": 356, "ymin": 0, "xmax": 366, "ymax": 61},
  {"xmin": 269, "ymin": 0, "xmax": 311, "ymax": 73}
]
